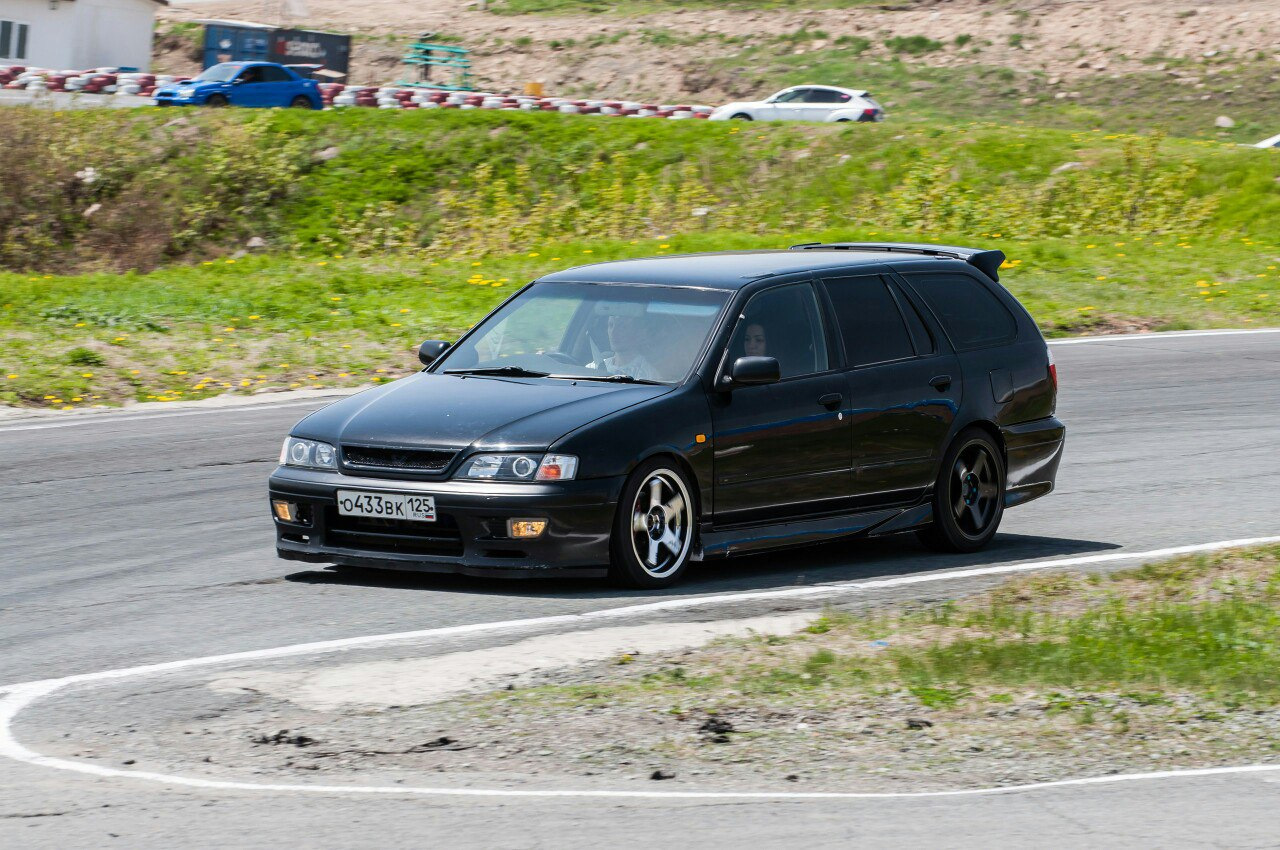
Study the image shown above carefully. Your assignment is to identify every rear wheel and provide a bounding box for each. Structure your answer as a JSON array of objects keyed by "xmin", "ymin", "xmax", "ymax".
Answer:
[
  {"xmin": 918, "ymin": 428, "xmax": 1005, "ymax": 553},
  {"xmin": 609, "ymin": 459, "xmax": 696, "ymax": 588},
  {"xmin": 206, "ymin": 94, "xmax": 228, "ymax": 107},
  {"xmin": 291, "ymin": 95, "xmax": 314, "ymax": 109}
]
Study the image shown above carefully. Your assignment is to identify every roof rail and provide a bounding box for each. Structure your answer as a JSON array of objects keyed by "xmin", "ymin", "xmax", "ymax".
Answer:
[{"xmin": 789, "ymin": 241, "xmax": 1007, "ymax": 283}]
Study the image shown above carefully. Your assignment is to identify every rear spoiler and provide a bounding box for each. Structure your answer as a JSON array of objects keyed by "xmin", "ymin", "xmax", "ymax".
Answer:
[{"xmin": 789, "ymin": 242, "xmax": 1007, "ymax": 283}]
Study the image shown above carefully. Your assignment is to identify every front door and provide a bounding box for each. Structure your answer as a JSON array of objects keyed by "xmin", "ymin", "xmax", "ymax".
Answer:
[
  {"xmin": 710, "ymin": 282, "xmax": 851, "ymax": 522},
  {"xmin": 822, "ymin": 273, "xmax": 959, "ymax": 505}
]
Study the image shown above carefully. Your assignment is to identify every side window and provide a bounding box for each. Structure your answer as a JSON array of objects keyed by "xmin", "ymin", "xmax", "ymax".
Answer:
[
  {"xmin": 774, "ymin": 89, "xmax": 809, "ymax": 103},
  {"xmin": 238, "ymin": 66, "xmax": 266, "ymax": 84},
  {"xmin": 888, "ymin": 281, "xmax": 936, "ymax": 356},
  {"xmin": 728, "ymin": 283, "xmax": 828, "ymax": 379},
  {"xmin": 823, "ymin": 275, "xmax": 916, "ymax": 367},
  {"xmin": 262, "ymin": 65, "xmax": 293, "ymax": 82},
  {"xmin": 903, "ymin": 273, "xmax": 1018, "ymax": 349},
  {"xmin": 807, "ymin": 89, "xmax": 847, "ymax": 103}
]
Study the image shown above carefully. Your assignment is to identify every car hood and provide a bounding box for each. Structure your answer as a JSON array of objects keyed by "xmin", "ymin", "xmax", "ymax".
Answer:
[{"xmin": 292, "ymin": 372, "xmax": 671, "ymax": 451}]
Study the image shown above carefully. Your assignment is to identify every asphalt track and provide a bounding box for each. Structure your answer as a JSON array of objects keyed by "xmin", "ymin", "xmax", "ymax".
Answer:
[{"xmin": 2, "ymin": 330, "xmax": 1279, "ymax": 848}]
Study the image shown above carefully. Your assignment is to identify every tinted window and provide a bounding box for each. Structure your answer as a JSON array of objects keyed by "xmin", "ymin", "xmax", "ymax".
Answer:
[
  {"xmin": 890, "ymin": 281, "xmax": 936, "ymax": 355},
  {"xmin": 262, "ymin": 65, "xmax": 293, "ymax": 82},
  {"xmin": 729, "ymin": 284, "xmax": 829, "ymax": 379},
  {"xmin": 805, "ymin": 89, "xmax": 851, "ymax": 103},
  {"xmin": 823, "ymin": 275, "xmax": 915, "ymax": 366},
  {"xmin": 904, "ymin": 273, "xmax": 1017, "ymax": 349}
]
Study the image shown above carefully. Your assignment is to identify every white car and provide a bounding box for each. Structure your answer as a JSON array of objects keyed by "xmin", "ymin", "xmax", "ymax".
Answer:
[
  {"xmin": 1254, "ymin": 132, "xmax": 1280, "ymax": 149},
  {"xmin": 708, "ymin": 85, "xmax": 884, "ymax": 123}
]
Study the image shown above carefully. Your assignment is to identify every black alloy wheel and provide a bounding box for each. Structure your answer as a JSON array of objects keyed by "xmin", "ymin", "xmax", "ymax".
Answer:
[
  {"xmin": 206, "ymin": 94, "xmax": 229, "ymax": 107},
  {"xmin": 609, "ymin": 459, "xmax": 696, "ymax": 588},
  {"xmin": 291, "ymin": 95, "xmax": 314, "ymax": 109},
  {"xmin": 730, "ymin": 113, "xmax": 753, "ymax": 120},
  {"xmin": 918, "ymin": 428, "xmax": 1005, "ymax": 553}
]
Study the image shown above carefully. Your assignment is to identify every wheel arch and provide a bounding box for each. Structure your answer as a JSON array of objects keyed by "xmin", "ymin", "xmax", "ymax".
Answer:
[
  {"xmin": 955, "ymin": 419, "xmax": 1007, "ymax": 465},
  {"xmin": 630, "ymin": 448, "xmax": 703, "ymax": 517}
]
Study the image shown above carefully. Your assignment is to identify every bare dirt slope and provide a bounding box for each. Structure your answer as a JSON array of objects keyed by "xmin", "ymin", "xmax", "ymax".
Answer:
[{"xmin": 160, "ymin": 0, "xmax": 1280, "ymax": 99}]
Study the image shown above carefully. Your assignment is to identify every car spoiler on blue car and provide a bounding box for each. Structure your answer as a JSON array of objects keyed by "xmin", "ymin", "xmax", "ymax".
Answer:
[{"xmin": 789, "ymin": 242, "xmax": 1007, "ymax": 283}]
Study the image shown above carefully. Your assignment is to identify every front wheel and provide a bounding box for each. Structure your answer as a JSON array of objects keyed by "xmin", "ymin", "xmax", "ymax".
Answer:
[
  {"xmin": 730, "ymin": 112, "xmax": 753, "ymax": 121},
  {"xmin": 609, "ymin": 459, "xmax": 696, "ymax": 588},
  {"xmin": 918, "ymin": 428, "xmax": 1005, "ymax": 553},
  {"xmin": 205, "ymin": 94, "xmax": 229, "ymax": 107}
]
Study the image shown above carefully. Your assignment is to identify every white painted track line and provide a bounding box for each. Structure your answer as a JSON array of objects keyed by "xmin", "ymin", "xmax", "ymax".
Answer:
[
  {"xmin": 1, "ymin": 327, "xmax": 1276, "ymax": 433},
  {"xmin": 3, "ymin": 535, "xmax": 1278, "ymax": 800}
]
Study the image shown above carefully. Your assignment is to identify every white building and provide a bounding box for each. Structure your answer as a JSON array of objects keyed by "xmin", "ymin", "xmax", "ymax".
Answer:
[{"xmin": 0, "ymin": 0, "xmax": 165, "ymax": 71}]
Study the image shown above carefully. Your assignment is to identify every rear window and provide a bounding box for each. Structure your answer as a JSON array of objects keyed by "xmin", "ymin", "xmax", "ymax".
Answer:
[
  {"xmin": 822, "ymin": 275, "xmax": 915, "ymax": 367},
  {"xmin": 903, "ymin": 273, "xmax": 1017, "ymax": 349}
]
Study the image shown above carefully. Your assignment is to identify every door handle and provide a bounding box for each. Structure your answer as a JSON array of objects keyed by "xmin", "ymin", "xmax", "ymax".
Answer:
[
  {"xmin": 929, "ymin": 374, "xmax": 952, "ymax": 391},
  {"xmin": 818, "ymin": 392, "xmax": 843, "ymax": 409}
]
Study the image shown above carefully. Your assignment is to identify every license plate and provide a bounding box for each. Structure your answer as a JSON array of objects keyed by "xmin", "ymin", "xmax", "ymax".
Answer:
[{"xmin": 336, "ymin": 490, "xmax": 436, "ymax": 522}]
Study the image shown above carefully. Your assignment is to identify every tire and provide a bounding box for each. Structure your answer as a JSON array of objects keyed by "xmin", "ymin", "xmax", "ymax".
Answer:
[
  {"xmin": 609, "ymin": 459, "xmax": 697, "ymax": 588},
  {"xmin": 730, "ymin": 113, "xmax": 752, "ymax": 121},
  {"xmin": 206, "ymin": 94, "xmax": 229, "ymax": 107},
  {"xmin": 917, "ymin": 428, "xmax": 1005, "ymax": 553},
  {"xmin": 834, "ymin": 118, "xmax": 852, "ymax": 123},
  {"xmin": 291, "ymin": 95, "xmax": 315, "ymax": 109}
]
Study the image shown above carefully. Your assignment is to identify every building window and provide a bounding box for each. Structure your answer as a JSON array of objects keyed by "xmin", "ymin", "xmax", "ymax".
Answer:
[{"xmin": 1, "ymin": 21, "xmax": 29, "ymax": 61}]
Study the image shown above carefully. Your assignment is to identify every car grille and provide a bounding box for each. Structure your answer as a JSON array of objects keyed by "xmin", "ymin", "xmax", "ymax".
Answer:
[
  {"xmin": 325, "ymin": 509, "xmax": 464, "ymax": 558},
  {"xmin": 342, "ymin": 445, "xmax": 456, "ymax": 473}
]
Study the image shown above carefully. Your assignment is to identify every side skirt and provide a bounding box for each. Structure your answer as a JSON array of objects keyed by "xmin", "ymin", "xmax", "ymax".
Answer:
[{"xmin": 699, "ymin": 506, "xmax": 918, "ymax": 559}]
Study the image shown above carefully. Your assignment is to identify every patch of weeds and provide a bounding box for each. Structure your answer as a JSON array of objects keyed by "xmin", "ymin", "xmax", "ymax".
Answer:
[
  {"xmin": 954, "ymin": 34, "xmax": 973, "ymax": 48},
  {"xmin": 833, "ymin": 35, "xmax": 871, "ymax": 53},
  {"xmin": 988, "ymin": 693, "xmax": 1014, "ymax": 704},
  {"xmin": 908, "ymin": 685, "xmax": 969, "ymax": 709},
  {"xmin": 885, "ymin": 35, "xmax": 943, "ymax": 56},
  {"xmin": 64, "ymin": 347, "xmax": 106, "ymax": 367}
]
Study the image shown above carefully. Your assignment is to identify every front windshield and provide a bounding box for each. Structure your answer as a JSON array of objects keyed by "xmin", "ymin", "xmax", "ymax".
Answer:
[
  {"xmin": 196, "ymin": 63, "xmax": 242, "ymax": 83},
  {"xmin": 435, "ymin": 281, "xmax": 731, "ymax": 384}
]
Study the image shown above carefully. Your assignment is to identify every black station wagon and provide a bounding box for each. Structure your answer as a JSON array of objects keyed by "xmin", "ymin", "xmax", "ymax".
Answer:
[{"xmin": 269, "ymin": 243, "xmax": 1065, "ymax": 587}]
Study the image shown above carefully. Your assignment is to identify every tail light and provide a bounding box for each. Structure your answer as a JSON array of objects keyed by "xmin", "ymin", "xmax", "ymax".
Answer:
[
  {"xmin": 863, "ymin": 108, "xmax": 877, "ymax": 119},
  {"xmin": 1047, "ymin": 346, "xmax": 1058, "ymax": 390}
]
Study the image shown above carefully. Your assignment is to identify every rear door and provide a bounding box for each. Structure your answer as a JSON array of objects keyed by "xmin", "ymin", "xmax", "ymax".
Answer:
[
  {"xmin": 822, "ymin": 273, "xmax": 960, "ymax": 505},
  {"xmin": 259, "ymin": 64, "xmax": 298, "ymax": 106},
  {"xmin": 793, "ymin": 87, "xmax": 853, "ymax": 122},
  {"xmin": 709, "ymin": 282, "xmax": 851, "ymax": 522}
]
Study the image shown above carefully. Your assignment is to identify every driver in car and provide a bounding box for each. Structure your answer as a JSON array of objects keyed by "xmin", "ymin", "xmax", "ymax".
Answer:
[{"xmin": 593, "ymin": 313, "xmax": 660, "ymax": 380}]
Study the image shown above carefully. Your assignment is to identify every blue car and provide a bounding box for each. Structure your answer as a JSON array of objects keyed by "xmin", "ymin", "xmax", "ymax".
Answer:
[{"xmin": 154, "ymin": 62, "xmax": 322, "ymax": 109}]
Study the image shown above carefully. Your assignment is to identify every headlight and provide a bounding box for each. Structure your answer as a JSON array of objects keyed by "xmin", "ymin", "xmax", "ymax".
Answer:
[
  {"xmin": 280, "ymin": 436, "xmax": 338, "ymax": 470},
  {"xmin": 177, "ymin": 89, "xmax": 194, "ymax": 99},
  {"xmin": 458, "ymin": 453, "xmax": 578, "ymax": 482}
]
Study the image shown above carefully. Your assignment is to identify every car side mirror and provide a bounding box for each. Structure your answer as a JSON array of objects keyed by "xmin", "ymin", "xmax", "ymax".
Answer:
[
  {"xmin": 723, "ymin": 356, "xmax": 780, "ymax": 387},
  {"xmin": 418, "ymin": 340, "xmax": 450, "ymax": 365}
]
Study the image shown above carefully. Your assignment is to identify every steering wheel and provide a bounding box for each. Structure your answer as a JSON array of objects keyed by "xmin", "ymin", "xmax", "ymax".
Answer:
[{"xmin": 542, "ymin": 349, "xmax": 580, "ymax": 366}]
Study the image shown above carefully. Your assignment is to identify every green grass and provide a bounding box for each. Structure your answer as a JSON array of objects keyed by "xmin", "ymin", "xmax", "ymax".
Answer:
[
  {"xmin": 711, "ymin": 49, "xmax": 1280, "ymax": 142},
  {"xmin": 488, "ymin": 545, "xmax": 1280, "ymax": 712},
  {"xmin": 2, "ymin": 107, "xmax": 1278, "ymax": 408},
  {"xmin": 2, "ymin": 228, "xmax": 1276, "ymax": 408}
]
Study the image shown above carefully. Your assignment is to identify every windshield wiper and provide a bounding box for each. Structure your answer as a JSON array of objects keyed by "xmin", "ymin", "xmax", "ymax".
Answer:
[
  {"xmin": 566, "ymin": 374, "xmax": 665, "ymax": 385},
  {"xmin": 444, "ymin": 366, "xmax": 551, "ymax": 378}
]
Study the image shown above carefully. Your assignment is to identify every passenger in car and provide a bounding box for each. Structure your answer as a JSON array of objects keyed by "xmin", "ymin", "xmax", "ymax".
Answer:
[{"xmin": 743, "ymin": 322, "xmax": 768, "ymax": 357}]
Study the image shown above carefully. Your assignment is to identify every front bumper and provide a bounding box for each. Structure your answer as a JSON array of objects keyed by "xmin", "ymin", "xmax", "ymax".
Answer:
[{"xmin": 268, "ymin": 467, "xmax": 623, "ymax": 577}]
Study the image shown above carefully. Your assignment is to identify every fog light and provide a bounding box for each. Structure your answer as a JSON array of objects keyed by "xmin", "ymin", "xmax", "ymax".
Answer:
[
  {"xmin": 507, "ymin": 518, "xmax": 547, "ymax": 539},
  {"xmin": 272, "ymin": 499, "xmax": 297, "ymax": 522}
]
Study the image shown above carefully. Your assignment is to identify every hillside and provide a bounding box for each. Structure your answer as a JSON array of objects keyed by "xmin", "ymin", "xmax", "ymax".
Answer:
[{"xmin": 156, "ymin": 0, "xmax": 1280, "ymax": 140}]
